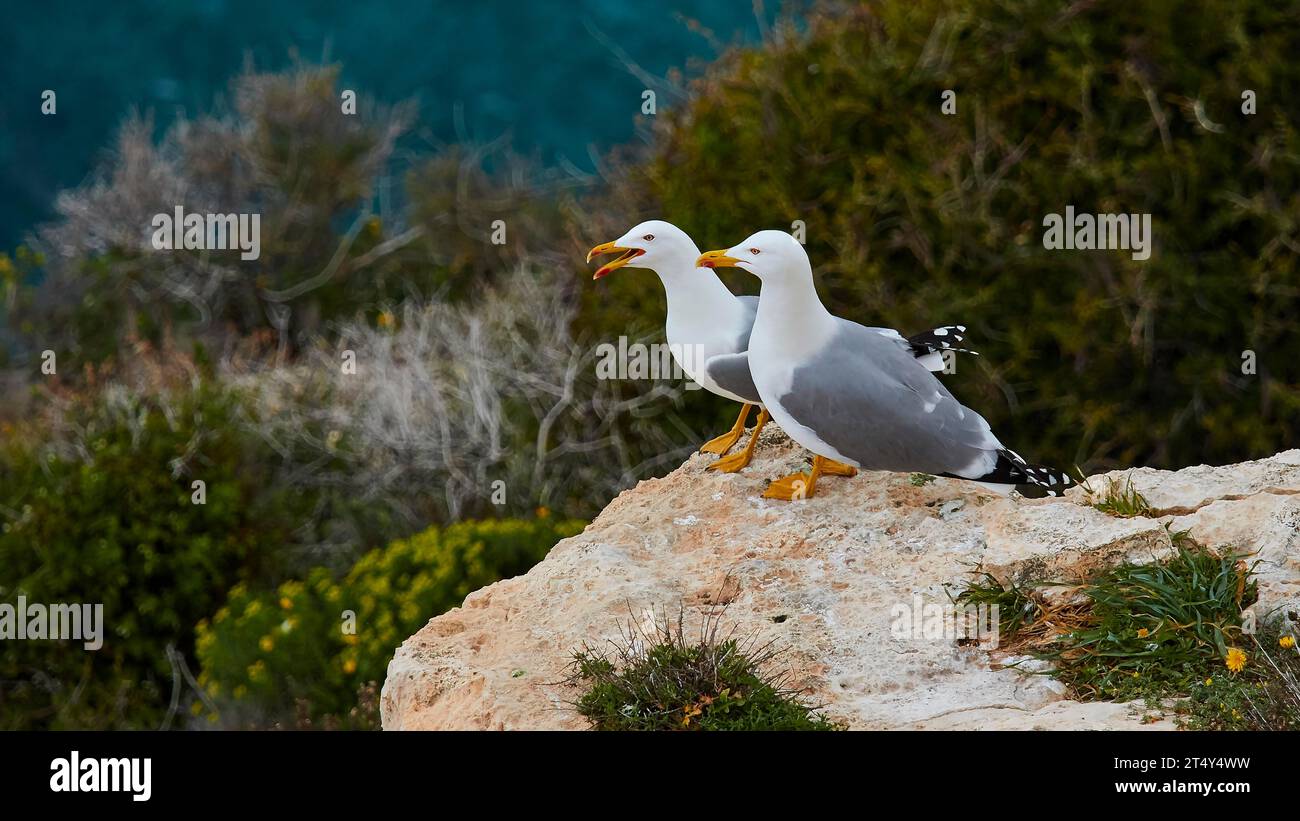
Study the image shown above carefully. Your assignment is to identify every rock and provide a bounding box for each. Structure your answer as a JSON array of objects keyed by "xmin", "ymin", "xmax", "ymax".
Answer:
[{"xmin": 381, "ymin": 435, "xmax": 1299, "ymax": 731}]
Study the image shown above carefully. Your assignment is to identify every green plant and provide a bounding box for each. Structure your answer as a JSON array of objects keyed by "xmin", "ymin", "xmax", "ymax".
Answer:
[
  {"xmin": 0, "ymin": 381, "xmax": 314, "ymax": 729},
  {"xmin": 1178, "ymin": 624, "xmax": 1300, "ymax": 730},
  {"xmin": 196, "ymin": 516, "xmax": 583, "ymax": 726},
  {"xmin": 1043, "ymin": 543, "xmax": 1257, "ymax": 698},
  {"xmin": 566, "ymin": 606, "xmax": 842, "ymax": 731},
  {"xmin": 951, "ymin": 572, "xmax": 1044, "ymax": 641},
  {"xmin": 1083, "ymin": 474, "xmax": 1153, "ymax": 518},
  {"xmin": 957, "ymin": 539, "xmax": 1299, "ymax": 728}
]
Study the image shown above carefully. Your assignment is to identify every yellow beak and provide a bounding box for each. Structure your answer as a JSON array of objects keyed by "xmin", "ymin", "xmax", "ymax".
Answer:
[
  {"xmin": 587, "ymin": 241, "xmax": 644, "ymax": 279},
  {"xmin": 696, "ymin": 249, "xmax": 742, "ymax": 269}
]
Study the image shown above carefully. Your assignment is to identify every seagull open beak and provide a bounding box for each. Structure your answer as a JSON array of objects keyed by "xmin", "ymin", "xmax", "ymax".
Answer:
[
  {"xmin": 696, "ymin": 249, "xmax": 742, "ymax": 269},
  {"xmin": 587, "ymin": 241, "xmax": 644, "ymax": 280}
]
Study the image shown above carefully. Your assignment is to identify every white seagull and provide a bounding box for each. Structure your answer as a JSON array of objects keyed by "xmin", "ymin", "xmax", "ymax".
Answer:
[
  {"xmin": 588, "ymin": 220, "xmax": 978, "ymax": 473},
  {"xmin": 696, "ymin": 230, "xmax": 1074, "ymax": 500}
]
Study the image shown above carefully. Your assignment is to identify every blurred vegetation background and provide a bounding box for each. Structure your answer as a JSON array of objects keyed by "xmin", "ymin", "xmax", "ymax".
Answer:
[{"xmin": 2, "ymin": 0, "xmax": 1297, "ymax": 729}]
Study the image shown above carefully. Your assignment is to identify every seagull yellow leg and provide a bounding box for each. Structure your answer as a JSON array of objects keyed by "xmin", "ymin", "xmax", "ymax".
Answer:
[
  {"xmin": 700, "ymin": 403, "xmax": 753, "ymax": 455},
  {"xmin": 819, "ymin": 459, "xmax": 858, "ymax": 477},
  {"xmin": 707, "ymin": 408, "xmax": 771, "ymax": 473}
]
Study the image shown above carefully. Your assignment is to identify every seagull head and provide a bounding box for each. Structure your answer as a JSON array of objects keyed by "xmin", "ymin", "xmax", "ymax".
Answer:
[
  {"xmin": 696, "ymin": 230, "xmax": 810, "ymax": 284},
  {"xmin": 587, "ymin": 220, "xmax": 696, "ymax": 280}
]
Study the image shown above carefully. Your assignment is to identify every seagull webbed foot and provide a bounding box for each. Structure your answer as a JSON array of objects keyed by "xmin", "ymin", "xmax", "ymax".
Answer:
[
  {"xmin": 763, "ymin": 471, "xmax": 813, "ymax": 500},
  {"xmin": 706, "ymin": 409, "xmax": 770, "ymax": 473},
  {"xmin": 700, "ymin": 403, "xmax": 754, "ymax": 455},
  {"xmin": 762, "ymin": 455, "xmax": 847, "ymax": 500}
]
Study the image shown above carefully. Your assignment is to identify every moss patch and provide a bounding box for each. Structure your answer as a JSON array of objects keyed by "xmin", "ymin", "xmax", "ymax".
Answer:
[{"xmin": 566, "ymin": 607, "xmax": 842, "ymax": 731}]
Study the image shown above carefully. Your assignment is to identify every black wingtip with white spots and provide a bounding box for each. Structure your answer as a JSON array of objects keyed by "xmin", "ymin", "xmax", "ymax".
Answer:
[
  {"xmin": 946, "ymin": 449, "xmax": 1075, "ymax": 497},
  {"xmin": 999, "ymin": 448, "xmax": 1076, "ymax": 497},
  {"xmin": 907, "ymin": 325, "xmax": 980, "ymax": 358}
]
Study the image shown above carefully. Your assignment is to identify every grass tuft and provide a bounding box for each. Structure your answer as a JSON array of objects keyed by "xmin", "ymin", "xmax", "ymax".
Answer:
[
  {"xmin": 564, "ymin": 605, "xmax": 842, "ymax": 731},
  {"xmin": 951, "ymin": 573, "xmax": 1046, "ymax": 644},
  {"xmin": 1042, "ymin": 542, "xmax": 1257, "ymax": 698},
  {"xmin": 1081, "ymin": 473, "xmax": 1153, "ymax": 517},
  {"xmin": 956, "ymin": 539, "xmax": 1300, "ymax": 729}
]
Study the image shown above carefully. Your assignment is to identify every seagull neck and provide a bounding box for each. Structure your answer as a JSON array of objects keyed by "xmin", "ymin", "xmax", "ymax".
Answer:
[
  {"xmin": 755, "ymin": 276, "xmax": 836, "ymax": 336},
  {"xmin": 759, "ymin": 277, "xmax": 837, "ymax": 353},
  {"xmin": 655, "ymin": 262, "xmax": 742, "ymax": 326}
]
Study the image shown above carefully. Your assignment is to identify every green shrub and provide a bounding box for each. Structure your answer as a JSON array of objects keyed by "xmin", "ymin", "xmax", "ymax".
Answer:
[
  {"xmin": 196, "ymin": 517, "xmax": 583, "ymax": 727},
  {"xmin": 0, "ymin": 382, "xmax": 314, "ymax": 729},
  {"xmin": 598, "ymin": 0, "xmax": 1300, "ymax": 473},
  {"xmin": 567, "ymin": 607, "xmax": 842, "ymax": 731},
  {"xmin": 1042, "ymin": 540, "xmax": 1258, "ymax": 698}
]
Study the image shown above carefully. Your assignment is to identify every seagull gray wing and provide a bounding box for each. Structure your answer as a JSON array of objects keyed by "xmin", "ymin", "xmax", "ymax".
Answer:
[
  {"xmin": 704, "ymin": 352, "xmax": 762, "ymax": 404},
  {"xmin": 734, "ymin": 295, "xmax": 759, "ymax": 350},
  {"xmin": 774, "ymin": 319, "xmax": 1001, "ymax": 476}
]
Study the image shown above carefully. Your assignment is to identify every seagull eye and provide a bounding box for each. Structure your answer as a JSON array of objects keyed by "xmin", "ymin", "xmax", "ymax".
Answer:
[
  {"xmin": 749, "ymin": 248, "xmax": 760, "ymax": 255},
  {"xmin": 643, "ymin": 234, "xmax": 654, "ymax": 241}
]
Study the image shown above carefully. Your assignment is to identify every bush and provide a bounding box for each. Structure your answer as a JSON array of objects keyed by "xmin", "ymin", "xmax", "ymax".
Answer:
[
  {"xmin": 15, "ymin": 63, "xmax": 416, "ymax": 366},
  {"xmin": 229, "ymin": 269, "xmax": 701, "ymax": 527},
  {"xmin": 567, "ymin": 607, "xmax": 842, "ymax": 731},
  {"xmin": 605, "ymin": 0, "xmax": 1300, "ymax": 473},
  {"xmin": 0, "ymin": 380, "xmax": 316, "ymax": 729},
  {"xmin": 196, "ymin": 517, "xmax": 583, "ymax": 727}
]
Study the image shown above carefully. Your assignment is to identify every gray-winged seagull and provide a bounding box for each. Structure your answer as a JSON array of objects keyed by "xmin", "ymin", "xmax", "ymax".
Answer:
[
  {"xmin": 589, "ymin": 220, "xmax": 978, "ymax": 472},
  {"xmin": 696, "ymin": 230, "xmax": 1074, "ymax": 500}
]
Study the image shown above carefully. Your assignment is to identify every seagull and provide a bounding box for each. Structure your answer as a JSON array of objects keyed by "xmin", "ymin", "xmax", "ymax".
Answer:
[
  {"xmin": 588, "ymin": 220, "xmax": 977, "ymax": 473},
  {"xmin": 696, "ymin": 230, "xmax": 1074, "ymax": 500}
]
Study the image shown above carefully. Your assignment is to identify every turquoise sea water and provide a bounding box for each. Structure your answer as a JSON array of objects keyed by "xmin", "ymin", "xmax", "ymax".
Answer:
[{"xmin": 0, "ymin": 0, "xmax": 772, "ymax": 249}]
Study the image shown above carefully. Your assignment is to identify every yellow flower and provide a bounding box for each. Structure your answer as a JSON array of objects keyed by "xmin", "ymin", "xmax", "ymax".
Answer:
[
  {"xmin": 259, "ymin": 635, "xmax": 275, "ymax": 653},
  {"xmin": 1136, "ymin": 628, "xmax": 1149, "ymax": 638},
  {"xmin": 1225, "ymin": 647, "xmax": 1246, "ymax": 673},
  {"xmin": 681, "ymin": 702, "xmax": 702, "ymax": 726},
  {"xmin": 343, "ymin": 658, "xmax": 357, "ymax": 675},
  {"xmin": 1281, "ymin": 635, "xmax": 1295, "ymax": 649},
  {"xmin": 279, "ymin": 596, "xmax": 293, "ymax": 610},
  {"xmin": 1204, "ymin": 678, "xmax": 1213, "ymax": 686},
  {"xmin": 377, "ymin": 310, "xmax": 394, "ymax": 328}
]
